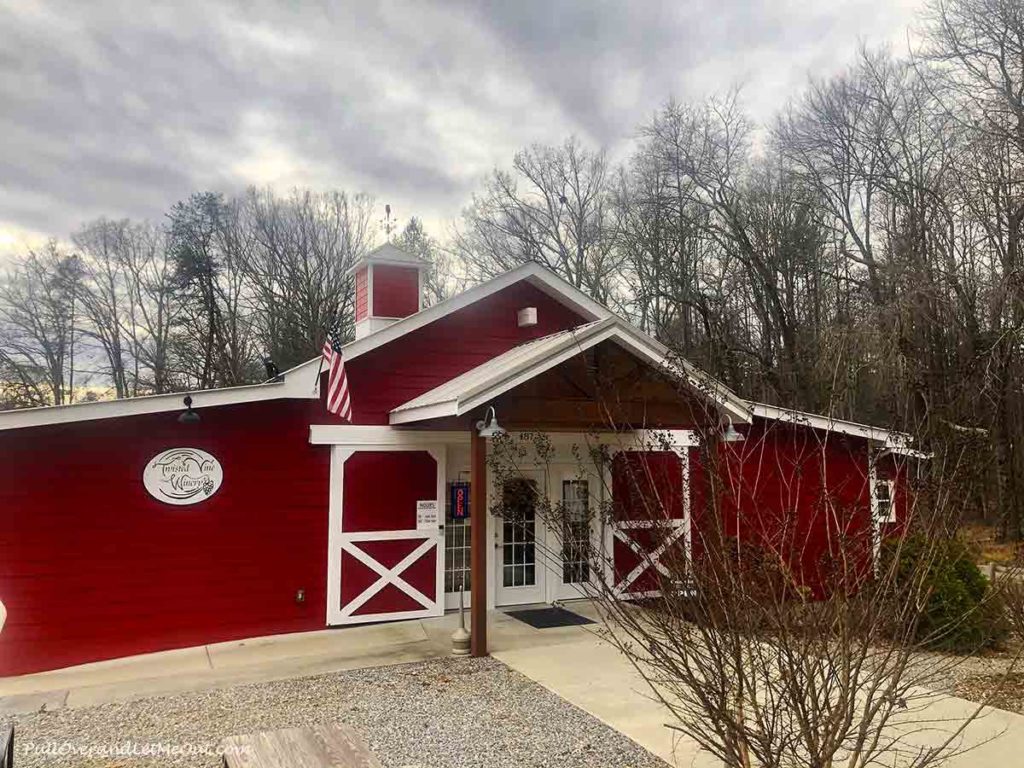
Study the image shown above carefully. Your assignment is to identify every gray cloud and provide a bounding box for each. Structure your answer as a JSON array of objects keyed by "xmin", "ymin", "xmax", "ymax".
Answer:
[{"xmin": 0, "ymin": 0, "xmax": 923, "ymax": 254}]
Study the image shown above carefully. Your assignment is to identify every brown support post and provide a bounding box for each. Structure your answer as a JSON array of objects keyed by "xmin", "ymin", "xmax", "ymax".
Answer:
[{"xmin": 470, "ymin": 427, "xmax": 488, "ymax": 657}]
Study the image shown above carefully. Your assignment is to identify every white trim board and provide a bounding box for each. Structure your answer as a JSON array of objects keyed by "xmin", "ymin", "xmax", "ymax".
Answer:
[
  {"xmin": 0, "ymin": 376, "xmax": 318, "ymax": 431},
  {"xmin": 311, "ymin": 425, "xmax": 471, "ymax": 446},
  {"xmin": 308, "ymin": 425, "xmax": 684, "ymax": 450}
]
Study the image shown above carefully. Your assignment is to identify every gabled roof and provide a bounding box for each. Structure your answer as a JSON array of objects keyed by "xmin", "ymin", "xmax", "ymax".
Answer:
[
  {"xmin": 389, "ymin": 317, "xmax": 752, "ymax": 425},
  {"xmin": 347, "ymin": 242, "xmax": 427, "ymax": 275},
  {"xmin": 0, "ymin": 259, "xmax": 913, "ymax": 446},
  {"xmin": 0, "ymin": 263, "xmax": 613, "ymax": 431},
  {"xmin": 279, "ymin": 261, "xmax": 614, "ymax": 381}
]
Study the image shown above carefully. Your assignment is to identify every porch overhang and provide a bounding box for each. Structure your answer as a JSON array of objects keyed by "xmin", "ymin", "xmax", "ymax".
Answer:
[{"xmin": 388, "ymin": 318, "xmax": 751, "ymax": 427}]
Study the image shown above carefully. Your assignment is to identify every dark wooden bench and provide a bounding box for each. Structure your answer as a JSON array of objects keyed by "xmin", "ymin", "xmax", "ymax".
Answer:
[
  {"xmin": 1, "ymin": 724, "xmax": 13, "ymax": 768},
  {"xmin": 220, "ymin": 723, "xmax": 382, "ymax": 768}
]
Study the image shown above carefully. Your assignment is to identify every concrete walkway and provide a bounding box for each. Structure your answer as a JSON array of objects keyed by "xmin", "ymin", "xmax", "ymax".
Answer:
[
  {"xmin": 3, "ymin": 604, "xmax": 1024, "ymax": 767},
  {"xmin": 494, "ymin": 625, "xmax": 1024, "ymax": 767},
  {"xmin": 493, "ymin": 603, "xmax": 1024, "ymax": 767},
  {"xmin": 493, "ymin": 627, "xmax": 716, "ymax": 767}
]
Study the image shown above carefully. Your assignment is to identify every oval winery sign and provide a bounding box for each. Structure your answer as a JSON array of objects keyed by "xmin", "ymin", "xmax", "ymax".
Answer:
[{"xmin": 143, "ymin": 448, "xmax": 223, "ymax": 505}]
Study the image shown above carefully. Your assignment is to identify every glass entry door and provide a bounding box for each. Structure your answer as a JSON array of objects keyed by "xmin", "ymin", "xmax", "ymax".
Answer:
[
  {"xmin": 552, "ymin": 477, "xmax": 593, "ymax": 601},
  {"xmin": 495, "ymin": 473, "xmax": 547, "ymax": 606}
]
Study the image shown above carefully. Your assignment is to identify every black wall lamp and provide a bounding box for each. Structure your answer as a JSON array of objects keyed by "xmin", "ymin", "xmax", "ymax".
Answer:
[{"xmin": 178, "ymin": 395, "xmax": 200, "ymax": 424}]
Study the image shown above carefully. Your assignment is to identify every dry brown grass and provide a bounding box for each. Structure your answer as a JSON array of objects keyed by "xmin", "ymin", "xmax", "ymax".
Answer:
[
  {"xmin": 961, "ymin": 524, "xmax": 1023, "ymax": 564},
  {"xmin": 955, "ymin": 671, "xmax": 1024, "ymax": 713}
]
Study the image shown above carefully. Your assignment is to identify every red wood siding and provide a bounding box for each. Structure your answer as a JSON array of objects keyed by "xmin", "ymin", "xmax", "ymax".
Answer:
[
  {"xmin": 609, "ymin": 427, "xmax": 876, "ymax": 599},
  {"xmin": 354, "ymin": 266, "xmax": 369, "ymax": 322},
  {"xmin": 341, "ymin": 281, "xmax": 586, "ymax": 424},
  {"xmin": 0, "ymin": 400, "xmax": 330, "ymax": 676},
  {"xmin": 342, "ymin": 452, "xmax": 435, "ymax": 534},
  {"xmin": 372, "ymin": 265, "xmax": 419, "ymax": 318},
  {"xmin": 716, "ymin": 421, "xmax": 873, "ymax": 595}
]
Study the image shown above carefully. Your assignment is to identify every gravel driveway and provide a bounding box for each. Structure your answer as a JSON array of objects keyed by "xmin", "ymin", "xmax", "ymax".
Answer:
[{"xmin": 9, "ymin": 656, "xmax": 666, "ymax": 768}]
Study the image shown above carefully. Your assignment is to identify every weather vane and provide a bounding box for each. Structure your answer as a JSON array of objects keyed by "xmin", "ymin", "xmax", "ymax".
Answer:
[{"xmin": 381, "ymin": 203, "xmax": 395, "ymax": 241}]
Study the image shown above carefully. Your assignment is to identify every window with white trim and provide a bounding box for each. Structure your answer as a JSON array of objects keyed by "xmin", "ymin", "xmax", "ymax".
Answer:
[
  {"xmin": 444, "ymin": 481, "xmax": 471, "ymax": 594},
  {"xmin": 872, "ymin": 477, "xmax": 897, "ymax": 523},
  {"xmin": 561, "ymin": 479, "xmax": 591, "ymax": 585}
]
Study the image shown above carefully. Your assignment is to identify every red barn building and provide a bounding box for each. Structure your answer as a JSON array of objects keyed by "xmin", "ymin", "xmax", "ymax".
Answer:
[{"xmin": 0, "ymin": 244, "xmax": 919, "ymax": 676}]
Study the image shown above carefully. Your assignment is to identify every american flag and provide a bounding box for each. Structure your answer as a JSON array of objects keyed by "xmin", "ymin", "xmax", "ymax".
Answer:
[{"xmin": 321, "ymin": 319, "xmax": 352, "ymax": 421}]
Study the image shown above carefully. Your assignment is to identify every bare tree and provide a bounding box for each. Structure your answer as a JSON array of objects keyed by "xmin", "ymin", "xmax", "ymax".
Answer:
[
  {"xmin": 453, "ymin": 138, "xmax": 620, "ymax": 303},
  {"xmin": 117, "ymin": 221, "xmax": 181, "ymax": 394},
  {"xmin": 167, "ymin": 192, "xmax": 258, "ymax": 389},
  {"xmin": 241, "ymin": 187, "xmax": 375, "ymax": 370},
  {"xmin": 920, "ymin": 0, "xmax": 1024, "ymax": 540},
  {"xmin": 0, "ymin": 242, "xmax": 84, "ymax": 405},
  {"xmin": 73, "ymin": 219, "xmax": 135, "ymax": 398}
]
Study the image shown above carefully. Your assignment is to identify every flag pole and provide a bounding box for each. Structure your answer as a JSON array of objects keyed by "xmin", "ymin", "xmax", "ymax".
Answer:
[
  {"xmin": 313, "ymin": 322, "xmax": 328, "ymax": 392},
  {"xmin": 313, "ymin": 355, "xmax": 325, "ymax": 393}
]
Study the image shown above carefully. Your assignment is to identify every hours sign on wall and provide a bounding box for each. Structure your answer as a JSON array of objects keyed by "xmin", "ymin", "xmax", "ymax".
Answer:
[
  {"xmin": 143, "ymin": 448, "xmax": 223, "ymax": 506},
  {"xmin": 416, "ymin": 499, "xmax": 440, "ymax": 530}
]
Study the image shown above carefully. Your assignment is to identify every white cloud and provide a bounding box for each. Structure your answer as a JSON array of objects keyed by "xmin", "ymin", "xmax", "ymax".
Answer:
[{"xmin": 0, "ymin": 0, "xmax": 928, "ymax": 243}]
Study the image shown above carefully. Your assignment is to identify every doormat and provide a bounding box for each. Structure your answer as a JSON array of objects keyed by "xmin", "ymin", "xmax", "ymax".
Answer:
[{"xmin": 506, "ymin": 607, "xmax": 596, "ymax": 629}]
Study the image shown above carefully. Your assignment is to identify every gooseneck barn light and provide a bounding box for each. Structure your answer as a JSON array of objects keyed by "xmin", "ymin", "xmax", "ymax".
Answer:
[
  {"xmin": 722, "ymin": 416, "xmax": 745, "ymax": 442},
  {"xmin": 177, "ymin": 395, "xmax": 201, "ymax": 424},
  {"xmin": 475, "ymin": 406, "xmax": 506, "ymax": 438}
]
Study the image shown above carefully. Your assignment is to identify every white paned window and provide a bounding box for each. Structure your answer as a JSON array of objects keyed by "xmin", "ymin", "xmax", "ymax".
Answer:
[{"xmin": 872, "ymin": 477, "xmax": 896, "ymax": 524}]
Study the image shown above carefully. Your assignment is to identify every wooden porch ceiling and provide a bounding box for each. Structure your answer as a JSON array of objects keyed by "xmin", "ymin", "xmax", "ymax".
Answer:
[{"xmin": 403, "ymin": 340, "xmax": 721, "ymax": 433}]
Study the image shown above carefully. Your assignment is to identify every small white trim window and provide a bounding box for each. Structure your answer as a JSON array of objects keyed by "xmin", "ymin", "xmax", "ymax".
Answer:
[{"xmin": 872, "ymin": 476, "xmax": 897, "ymax": 524}]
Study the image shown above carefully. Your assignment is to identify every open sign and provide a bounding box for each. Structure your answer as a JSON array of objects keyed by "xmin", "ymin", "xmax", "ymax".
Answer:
[{"xmin": 450, "ymin": 482, "xmax": 470, "ymax": 520}]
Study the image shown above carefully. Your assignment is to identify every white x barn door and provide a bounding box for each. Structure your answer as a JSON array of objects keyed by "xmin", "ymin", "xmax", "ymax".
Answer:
[
  {"xmin": 610, "ymin": 441, "xmax": 692, "ymax": 599},
  {"xmin": 327, "ymin": 446, "xmax": 446, "ymax": 625},
  {"xmin": 612, "ymin": 517, "xmax": 688, "ymax": 598}
]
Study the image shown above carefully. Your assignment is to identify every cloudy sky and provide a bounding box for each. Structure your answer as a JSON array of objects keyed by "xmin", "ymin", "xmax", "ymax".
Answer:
[{"xmin": 0, "ymin": 0, "xmax": 924, "ymax": 258}]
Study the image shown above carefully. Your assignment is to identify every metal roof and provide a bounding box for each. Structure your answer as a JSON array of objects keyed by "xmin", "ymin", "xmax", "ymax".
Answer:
[{"xmin": 748, "ymin": 402, "xmax": 915, "ymax": 447}]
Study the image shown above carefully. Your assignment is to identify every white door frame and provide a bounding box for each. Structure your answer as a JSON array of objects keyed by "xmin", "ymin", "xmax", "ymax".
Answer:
[
  {"xmin": 494, "ymin": 468, "xmax": 548, "ymax": 607},
  {"xmin": 546, "ymin": 464, "xmax": 605, "ymax": 603},
  {"xmin": 326, "ymin": 444, "xmax": 447, "ymax": 625}
]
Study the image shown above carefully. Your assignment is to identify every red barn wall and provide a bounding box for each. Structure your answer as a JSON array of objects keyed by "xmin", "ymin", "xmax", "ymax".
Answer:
[
  {"xmin": 342, "ymin": 281, "xmax": 586, "ymax": 425},
  {"xmin": 716, "ymin": 420, "xmax": 873, "ymax": 594},
  {"xmin": 372, "ymin": 265, "xmax": 420, "ymax": 318},
  {"xmin": 1, "ymin": 277, "xmax": 589, "ymax": 675},
  {"xmin": 0, "ymin": 399, "xmax": 330, "ymax": 676}
]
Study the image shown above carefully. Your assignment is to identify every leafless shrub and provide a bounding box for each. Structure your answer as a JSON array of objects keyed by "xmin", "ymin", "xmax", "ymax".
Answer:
[{"xmin": 487, "ymin": 416, "xmax": 1015, "ymax": 768}]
